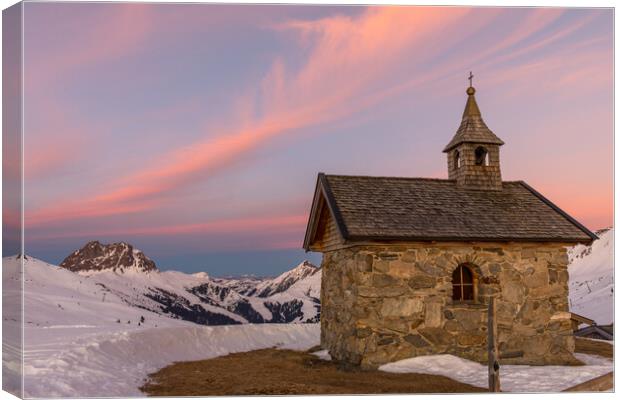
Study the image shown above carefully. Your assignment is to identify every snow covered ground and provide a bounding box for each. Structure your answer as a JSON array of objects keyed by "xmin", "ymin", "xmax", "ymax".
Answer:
[
  {"xmin": 568, "ymin": 228, "xmax": 614, "ymax": 324},
  {"xmin": 379, "ymin": 351, "xmax": 613, "ymax": 392},
  {"xmin": 22, "ymin": 323, "xmax": 319, "ymax": 397},
  {"xmin": 20, "ymin": 317, "xmax": 611, "ymax": 396}
]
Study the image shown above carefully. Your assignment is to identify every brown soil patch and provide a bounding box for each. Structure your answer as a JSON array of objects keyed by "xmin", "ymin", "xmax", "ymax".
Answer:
[
  {"xmin": 140, "ymin": 348, "xmax": 486, "ymax": 396},
  {"xmin": 575, "ymin": 337, "xmax": 613, "ymax": 358}
]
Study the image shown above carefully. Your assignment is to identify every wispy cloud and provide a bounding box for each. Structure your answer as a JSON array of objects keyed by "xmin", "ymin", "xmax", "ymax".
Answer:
[
  {"xmin": 24, "ymin": 6, "xmax": 611, "ymax": 239},
  {"xmin": 28, "ymin": 214, "xmax": 306, "ymax": 242},
  {"xmin": 27, "ymin": 7, "xmax": 473, "ymax": 225}
]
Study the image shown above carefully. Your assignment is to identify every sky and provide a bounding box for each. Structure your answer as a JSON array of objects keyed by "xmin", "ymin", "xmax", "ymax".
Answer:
[{"xmin": 14, "ymin": 4, "xmax": 613, "ymax": 276}]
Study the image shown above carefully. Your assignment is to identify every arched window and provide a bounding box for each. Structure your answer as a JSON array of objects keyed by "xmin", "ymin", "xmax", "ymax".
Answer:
[
  {"xmin": 454, "ymin": 150, "xmax": 461, "ymax": 168},
  {"xmin": 452, "ymin": 264, "xmax": 474, "ymax": 301},
  {"xmin": 475, "ymin": 146, "xmax": 489, "ymax": 166}
]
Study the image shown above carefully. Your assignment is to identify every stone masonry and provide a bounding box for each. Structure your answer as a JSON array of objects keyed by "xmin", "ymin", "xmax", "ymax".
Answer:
[{"xmin": 320, "ymin": 242, "xmax": 579, "ymax": 369}]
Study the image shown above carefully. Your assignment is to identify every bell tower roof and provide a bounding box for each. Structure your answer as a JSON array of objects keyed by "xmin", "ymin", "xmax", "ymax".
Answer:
[{"xmin": 443, "ymin": 84, "xmax": 504, "ymax": 153}]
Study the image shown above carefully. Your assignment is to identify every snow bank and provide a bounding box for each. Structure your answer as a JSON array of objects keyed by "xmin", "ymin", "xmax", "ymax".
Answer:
[
  {"xmin": 379, "ymin": 353, "xmax": 613, "ymax": 392},
  {"xmin": 24, "ymin": 324, "xmax": 320, "ymax": 398}
]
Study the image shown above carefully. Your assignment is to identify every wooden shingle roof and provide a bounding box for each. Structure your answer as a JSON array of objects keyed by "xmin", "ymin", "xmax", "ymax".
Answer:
[
  {"xmin": 443, "ymin": 87, "xmax": 504, "ymax": 152},
  {"xmin": 303, "ymin": 173, "xmax": 596, "ymax": 249}
]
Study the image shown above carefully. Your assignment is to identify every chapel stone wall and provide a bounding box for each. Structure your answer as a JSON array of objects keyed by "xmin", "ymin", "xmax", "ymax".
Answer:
[{"xmin": 320, "ymin": 242, "xmax": 578, "ymax": 369}]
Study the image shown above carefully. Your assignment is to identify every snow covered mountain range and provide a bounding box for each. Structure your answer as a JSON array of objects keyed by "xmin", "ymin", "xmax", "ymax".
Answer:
[
  {"xmin": 8, "ymin": 225, "xmax": 613, "ymax": 331},
  {"xmin": 15, "ymin": 241, "xmax": 321, "ymax": 330},
  {"xmin": 10, "ymin": 225, "xmax": 613, "ymax": 330},
  {"xmin": 568, "ymin": 227, "xmax": 614, "ymax": 325}
]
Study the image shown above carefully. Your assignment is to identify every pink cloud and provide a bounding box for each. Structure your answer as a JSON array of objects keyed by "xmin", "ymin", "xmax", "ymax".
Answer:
[
  {"xmin": 29, "ymin": 7, "xmax": 474, "ymax": 226},
  {"xmin": 27, "ymin": 214, "xmax": 306, "ymax": 241},
  {"xmin": 481, "ymin": 40, "xmax": 611, "ymax": 101},
  {"xmin": 464, "ymin": 8, "xmax": 566, "ymax": 66},
  {"xmin": 26, "ymin": 7, "xmax": 610, "ymax": 234}
]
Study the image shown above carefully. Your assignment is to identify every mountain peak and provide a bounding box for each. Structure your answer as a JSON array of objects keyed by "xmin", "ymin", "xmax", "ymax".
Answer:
[
  {"xmin": 254, "ymin": 260, "xmax": 319, "ymax": 298},
  {"xmin": 297, "ymin": 260, "xmax": 318, "ymax": 269},
  {"xmin": 60, "ymin": 241, "xmax": 158, "ymax": 274},
  {"xmin": 284, "ymin": 260, "xmax": 319, "ymax": 278}
]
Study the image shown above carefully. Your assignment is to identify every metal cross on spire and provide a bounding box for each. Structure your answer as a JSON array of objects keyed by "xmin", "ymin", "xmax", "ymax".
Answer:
[{"xmin": 468, "ymin": 71, "xmax": 474, "ymax": 87}]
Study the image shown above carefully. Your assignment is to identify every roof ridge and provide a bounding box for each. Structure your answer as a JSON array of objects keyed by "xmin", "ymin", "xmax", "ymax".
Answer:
[
  {"xmin": 323, "ymin": 173, "xmax": 525, "ymax": 185},
  {"xmin": 325, "ymin": 174, "xmax": 454, "ymax": 182}
]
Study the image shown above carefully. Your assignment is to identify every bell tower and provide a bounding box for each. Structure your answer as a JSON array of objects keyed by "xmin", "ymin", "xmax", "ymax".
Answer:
[{"xmin": 444, "ymin": 76, "xmax": 504, "ymax": 190}]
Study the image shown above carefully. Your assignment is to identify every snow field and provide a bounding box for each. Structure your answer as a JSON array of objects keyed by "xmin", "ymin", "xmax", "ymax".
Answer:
[
  {"xmin": 379, "ymin": 351, "xmax": 613, "ymax": 392},
  {"xmin": 23, "ymin": 324, "xmax": 320, "ymax": 398}
]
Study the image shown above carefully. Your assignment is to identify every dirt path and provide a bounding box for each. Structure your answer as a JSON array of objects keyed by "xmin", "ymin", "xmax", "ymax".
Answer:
[{"xmin": 140, "ymin": 348, "xmax": 486, "ymax": 396}]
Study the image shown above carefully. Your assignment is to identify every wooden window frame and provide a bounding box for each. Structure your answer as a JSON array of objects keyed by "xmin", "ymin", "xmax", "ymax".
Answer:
[{"xmin": 452, "ymin": 264, "xmax": 477, "ymax": 303}]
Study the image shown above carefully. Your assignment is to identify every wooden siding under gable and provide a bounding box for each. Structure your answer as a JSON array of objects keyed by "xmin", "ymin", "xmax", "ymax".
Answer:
[{"xmin": 309, "ymin": 200, "xmax": 343, "ymax": 252}]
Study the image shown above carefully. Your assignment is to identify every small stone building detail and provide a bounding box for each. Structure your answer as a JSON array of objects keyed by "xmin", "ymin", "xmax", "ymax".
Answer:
[{"xmin": 303, "ymin": 84, "xmax": 597, "ymax": 369}]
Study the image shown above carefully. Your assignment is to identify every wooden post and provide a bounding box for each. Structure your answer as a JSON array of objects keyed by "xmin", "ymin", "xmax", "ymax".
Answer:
[{"xmin": 487, "ymin": 296, "xmax": 500, "ymax": 392}]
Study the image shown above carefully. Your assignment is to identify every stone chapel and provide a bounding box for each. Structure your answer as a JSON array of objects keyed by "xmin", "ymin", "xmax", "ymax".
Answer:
[{"xmin": 303, "ymin": 82, "xmax": 597, "ymax": 369}]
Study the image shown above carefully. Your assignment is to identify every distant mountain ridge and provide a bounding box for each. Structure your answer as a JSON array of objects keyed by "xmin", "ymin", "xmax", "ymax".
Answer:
[
  {"xmin": 54, "ymin": 241, "xmax": 321, "ymax": 325},
  {"xmin": 33, "ymin": 228, "xmax": 613, "ymax": 329},
  {"xmin": 231, "ymin": 260, "xmax": 319, "ymax": 297}
]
